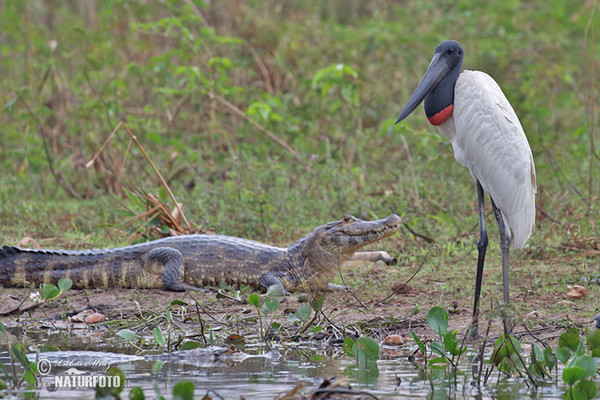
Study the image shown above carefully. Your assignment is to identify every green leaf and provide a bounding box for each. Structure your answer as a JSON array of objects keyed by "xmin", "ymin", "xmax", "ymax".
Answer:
[
  {"xmin": 171, "ymin": 300, "xmax": 188, "ymax": 306},
  {"xmin": 310, "ymin": 294, "xmax": 326, "ymax": 312},
  {"xmin": 261, "ymin": 297, "xmax": 279, "ymax": 315},
  {"xmin": 343, "ymin": 337, "xmax": 356, "ymax": 357},
  {"xmin": 147, "ymin": 132, "xmax": 163, "ymax": 144},
  {"xmin": 575, "ymin": 379, "xmax": 597, "ymax": 399},
  {"xmin": 57, "ymin": 278, "xmax": 72, "ymax": 292},
  {"xmin": 428, "ymin": 357, "xmax": 447, "ymax": 365},
  {"xmin": 173, "ymin": 381, "xmax": 195, "ymax": 400},
  {"xmin": 572, "ymin": 355, "xmax": 597, "ymax": 379},
  {"xmin": 4, "ymin": 97, "xmax": 17, "ymax": 111},
  {"xmin": 116, "ymin": 329, "xmax": 139, "ymax": 341},
  {"xmin": 505, "ymin": 334, "xmax": 522, "ymax": 355},
  {"xmin": 11, "ymin": 343, "xmax": 30, "ymax": 370},
  {"xmin": 444, "ymin": 330, "xmax": 460, "ymax": 356},
  {"xmin": 430, "ymin": 341, "xmax": 446, "ymax": 357},
  {"xmin": 544, "ymin": 346, "xmax": 557, "ymax": 372},
  {"xmin": 0, "ymin": 321, "xmax": 6, "ymax": 335},
  {"xmin": 0, "ymin": 363, "xmax": 8, "ymax": 382},
  {"xmin": 40, "ymin": 284, "xmax": 60, "ymax": 300},
  {"xmin": 575, "ymin": 340, "xmax": 585, "ymax": 356},
  {"xmin": 585, "ymin": 329, "xmax": 600, "ymax": 352},
  {"xmin": 37, "ymin": 345, "xmax": 60, "ymax": 352},
  {"xmin": 266, "ymin": 284, "xmax": 285, "ymax": 298},
  {"xmin": 247, "ymin": 293, "xmax": 260, "ymax": 308},
  {"xmin": 562, "ymin": 366, "xmax": 586, "ymax": 386},
  {"xmin": 410, "ymin": 330, "xmax": 427, "ymax": 356},
  {"xmin": 130, "ymin": 386, "xmax": 146, "ymax": 400},
  {"xmin": 295, "ymin": 304, "xmax": 312, "ymax": 321},
  {"xmin": 309, "ymin": 354, "xmax": 324, "ymax": 362},
  {"xmin": 356, "ymin": 336, "xmax": 380, "ymax": 361},
  {"xmin": 564, "ymin": 386, "xmax": 588, "ymax": 400},
  {"xmin": 287, "ymin": 314, "xmax": 300, "ymax": 323},
  {"xmin": 23, "ymin": 370, "xmax": 36, "ymax": 386},
  {"xmin": 559, "ymin": 328, "xmax": 581, "ymax": 353},
  {"xmin": 179, "ymin": 341, "xmax": 201, "ymax": 351},
  {"xmin": 490, "ymin": 335, "xmax": 521, "ymax": 366},
  {"xmin": 153, "ymin": 328, "xmax": 165, "ymax": 347},
  {"xmin": 96, "ymin": 367, "xmax": 125, "ymax": 398},
  {"xmin": 556, "ymin": 347, "xmax": 572, "ymax": 364},
  {"xmin": 426, "ymin": 306, "xmax": 448, "ymax": 335}
]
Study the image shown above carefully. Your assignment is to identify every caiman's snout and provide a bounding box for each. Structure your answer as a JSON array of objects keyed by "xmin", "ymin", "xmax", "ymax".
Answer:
[
  {"xmin": 383, "ymin": 214, "xmax": 402, "ymax": 227},
  {"xmin": 322, "ymin": 213, "xmax": 401, "ymax": 253}
]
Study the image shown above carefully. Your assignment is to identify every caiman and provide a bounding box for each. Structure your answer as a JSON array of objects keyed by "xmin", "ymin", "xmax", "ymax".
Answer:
[
  {"xmin": 0, "ymin": 214, "xmax": 400, "ymax": 292},
  {"xmin": 29, "ymin": 345, "xmax": 277, "ymax": 369}
]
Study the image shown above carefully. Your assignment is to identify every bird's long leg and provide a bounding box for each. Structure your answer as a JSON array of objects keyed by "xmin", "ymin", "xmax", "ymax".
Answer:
[
  {"xmin": 491, "ymin": 197, "xmax": 511, "ymax": 333},
  {"xmin": 471, "ymin": 181, "xmax": 488, "ymax": 338}
]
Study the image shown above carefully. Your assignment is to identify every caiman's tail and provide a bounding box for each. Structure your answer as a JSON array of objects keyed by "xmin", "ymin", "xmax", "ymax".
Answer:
[
  {"xmin": 0, "ymin": 245, "xmax": 19, "ymax": 257},
  {"xmin": 0, "ymin": 245, "xmax": 140, "ymax": 289}
]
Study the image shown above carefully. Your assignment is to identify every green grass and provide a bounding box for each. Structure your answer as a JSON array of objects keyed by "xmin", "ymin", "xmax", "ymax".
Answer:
[{"xmin": 0, "ymin": 1, "xmax": 597, "ymax": 323}]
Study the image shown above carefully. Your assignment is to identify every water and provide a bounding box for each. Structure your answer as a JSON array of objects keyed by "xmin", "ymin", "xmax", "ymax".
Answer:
[{"xmin": 0, "ymin": 329, "xmax": 568, "ymax": 399}]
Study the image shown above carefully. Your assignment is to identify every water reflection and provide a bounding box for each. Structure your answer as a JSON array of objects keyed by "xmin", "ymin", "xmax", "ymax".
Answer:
[{"xmin": 0, "ymin": 329, "xmax": 569, "ymax": 399}]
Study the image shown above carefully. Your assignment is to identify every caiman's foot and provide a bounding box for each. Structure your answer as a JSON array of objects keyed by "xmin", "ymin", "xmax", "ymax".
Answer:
[
  {"xmin": 182, "ymin": 283, "xmax": 210, "ymax": 292},
  {"xmin": 327, "ymin": 283, "xmax": 351, "ymax": 291},
  {"xmin": 350, "ymin": 251, "xmax": 397, "ymax": 266}
]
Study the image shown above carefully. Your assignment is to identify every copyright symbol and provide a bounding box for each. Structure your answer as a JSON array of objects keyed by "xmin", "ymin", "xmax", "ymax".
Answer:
[{"xmin": 38, "ymin": 359, "xmax": 52, "ymax": 375}]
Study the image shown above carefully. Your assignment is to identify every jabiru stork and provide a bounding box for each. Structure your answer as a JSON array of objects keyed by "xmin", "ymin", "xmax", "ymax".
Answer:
[{"xmin": 395, "ymin": 40, "xmax": 536, "ymax": 336}]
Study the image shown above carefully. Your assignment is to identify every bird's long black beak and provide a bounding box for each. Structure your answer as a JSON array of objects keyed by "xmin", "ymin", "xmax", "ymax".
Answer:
[{"xmin": 395, "ymin": 53, "xmax": 452, "ymax": 124}]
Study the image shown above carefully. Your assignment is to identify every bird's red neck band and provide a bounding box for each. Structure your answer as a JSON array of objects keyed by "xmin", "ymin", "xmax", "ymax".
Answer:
[{"xmin": 427, "ymin": 104, "xmax": 454, "ymax": 126}]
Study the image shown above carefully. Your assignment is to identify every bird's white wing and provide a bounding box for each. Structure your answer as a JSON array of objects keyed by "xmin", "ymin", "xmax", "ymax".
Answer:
[{"xmin": 445, "ymin": 70, "xmax": 536, "ymax": 248}]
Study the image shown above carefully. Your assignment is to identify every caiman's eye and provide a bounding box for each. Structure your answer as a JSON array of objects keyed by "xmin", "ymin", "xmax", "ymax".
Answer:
[{"xmin": 342, "ymin": 216, "xmax": 354, "ymax": 223}]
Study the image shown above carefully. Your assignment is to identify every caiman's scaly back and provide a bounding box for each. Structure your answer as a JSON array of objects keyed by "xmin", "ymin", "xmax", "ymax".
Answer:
[{"xmin": 0, "ymin": 214, "xmax": 401, "ymax": 292}]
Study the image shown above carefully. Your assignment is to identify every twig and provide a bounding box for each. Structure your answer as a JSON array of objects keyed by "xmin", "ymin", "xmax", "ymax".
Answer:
[
  {"xmin": 536, "ymin": 117, "xmax": 591, "ymax": 207},
  {"xmin": 504, "ymin": 334, "xmax": 536, "ymax": 387},
  {"xmin": 245, "ymin": 43, "xmax": 274, "ymax": 95},
  {"xmin": 312, "ymin": 388, "xmax": 380, "ymax": 399},
  {"xmin": 185, "ymin": 291, "xmax": 212, "ymax": 345},
  {"xmin": 16, "ymin": 89, "xmax": 81, "ymax": 199},
  {"xmin": 87, "ymin": 121, "xmax": 191, "ymax": 229},
  {"xmin": 480, "ymin": 319, "xmax": 493, "ymax": 386},
  {"xmin": 0, "ymin": 290, "xmax": 40, "ymax": 316},
  {"xmin": 334, "ymin": 254, "xmax": 370, "ymax": 311},
  {"xmin": 535, "ymin": 205, "xmax": 560, "ymax": 224},
  {"xmin": 208, "ymin": 91, "xmax": 300, "ymax": 160},
  {"xmin": 584, "ymin": 7, "xmax": 598, "ymax": 198},
  {"xmin": 375, "ymin": 248, "xmax": 431, "ymax": 305},
  {"xmin": 402, "ymin": 221, "xmax": 434, "ymax": 243},
  {"xmin": 521, "ymin": 322, "xmax": 548, "ymax": 348},
  {"xmin": 183, "ymin": 0, "xmax": 209, "ymax": 26}
]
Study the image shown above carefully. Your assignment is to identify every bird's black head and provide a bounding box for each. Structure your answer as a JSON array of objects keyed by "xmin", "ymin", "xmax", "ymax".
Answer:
[
  {"xmin": 434, "ymin": 40, "xmax": 463, "ymax": 66},
  {"xmin": 395, "ymin": 40, "xmax": 464, "ymax": 126}
]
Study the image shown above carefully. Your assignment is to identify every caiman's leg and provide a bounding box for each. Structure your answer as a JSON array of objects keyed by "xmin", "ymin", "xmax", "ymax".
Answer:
[
  {"xmin": 143, "ymin": 247, "xmax": 202, "ymax": 292},
  {"xmin": 259, "ymin": 272, "xmax": 288, "ymax": 294},
  {"xmin": 350, "ymin": 251, "xmax": 398, "ymax": 265}
]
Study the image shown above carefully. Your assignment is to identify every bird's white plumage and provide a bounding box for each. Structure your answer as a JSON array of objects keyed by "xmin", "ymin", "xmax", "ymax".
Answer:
[{"xmin": 436, "ymin": 70, "xmax": 536, "ymax": 248}]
